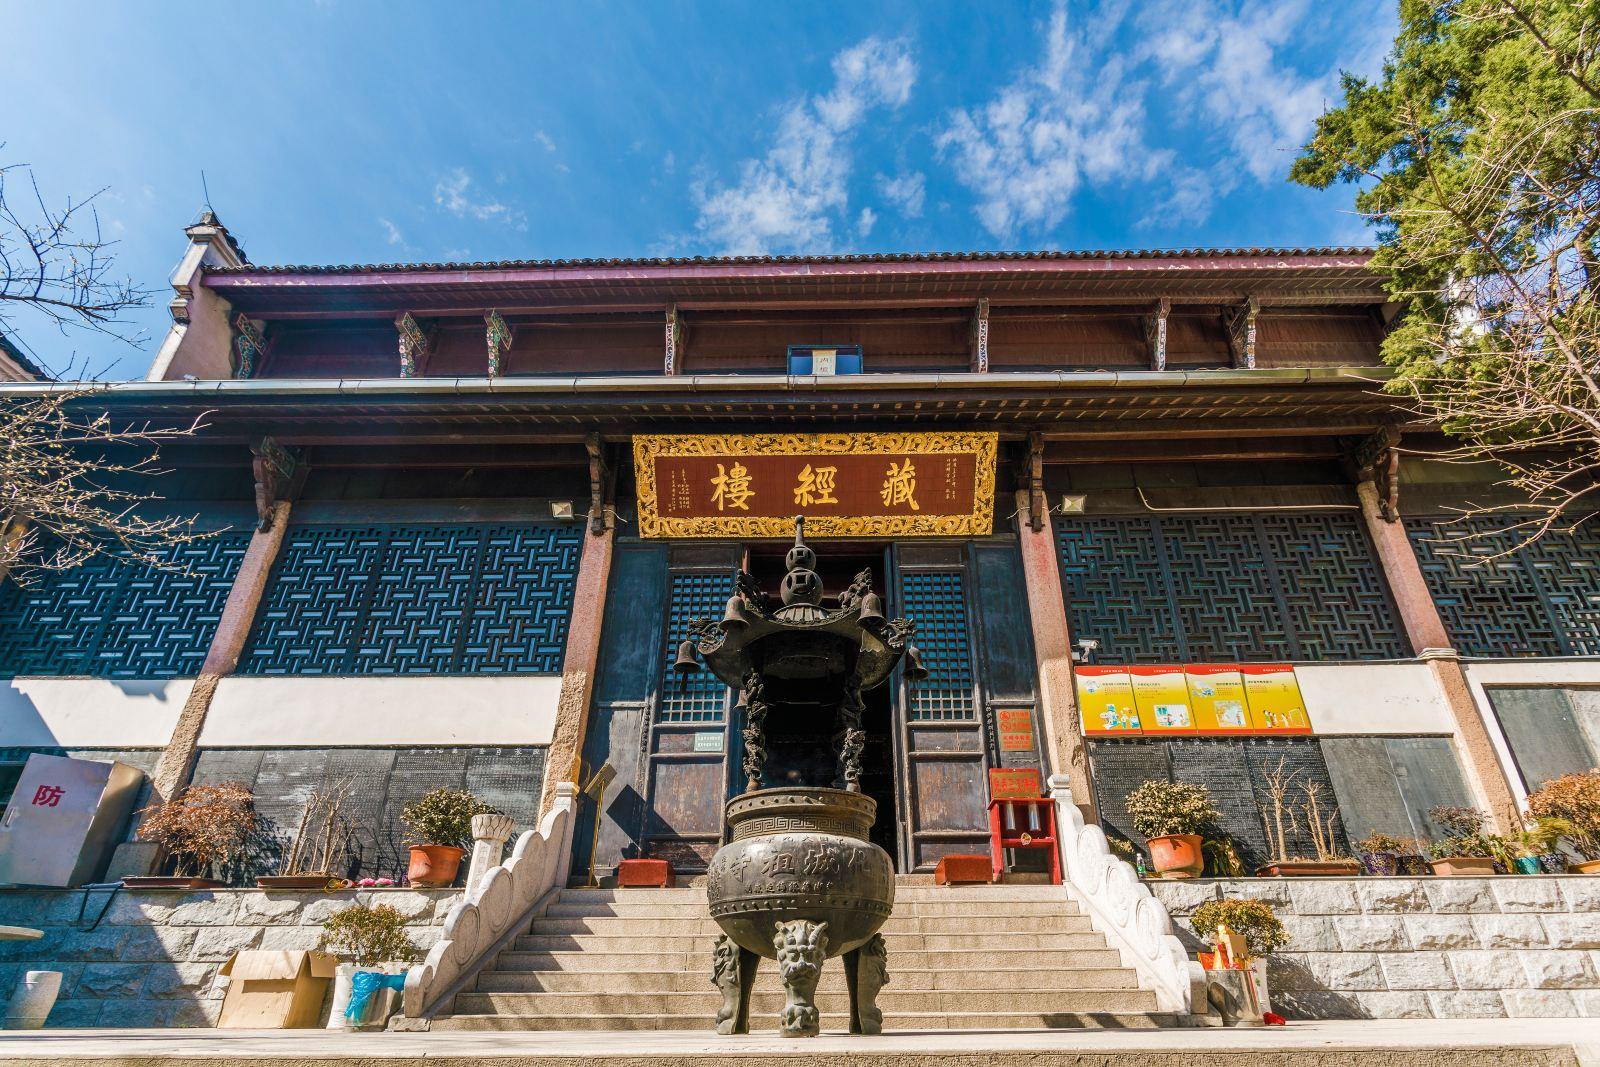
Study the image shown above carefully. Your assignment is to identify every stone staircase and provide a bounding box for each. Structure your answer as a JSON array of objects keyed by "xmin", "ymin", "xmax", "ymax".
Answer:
[{"xmin": 432, "ymin": 881, "xmax": 1183, "ymax": 1031}]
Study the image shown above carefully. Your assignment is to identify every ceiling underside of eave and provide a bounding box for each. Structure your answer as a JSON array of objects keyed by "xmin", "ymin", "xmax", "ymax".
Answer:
[
  {"xmin": 91, "ymin": 385, "xmax": 1406, "ymax": 444},
  {"xmin": 207, "ymin": 267, "xmax": 1385, "ymax": 317}
]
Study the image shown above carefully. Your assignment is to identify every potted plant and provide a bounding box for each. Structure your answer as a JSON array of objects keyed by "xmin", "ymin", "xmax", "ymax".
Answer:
[
  {"xmin": 1505, "ymin": 817, "xmax": 1572, "ymax": 874},
  {"xmin": 258, "ymin": 780, "xmax": 354, "ymax": 890},
  {"xmin": 1525, "ymin": 769, "xmax": 1600, "ymax": 873},
  {"xmin": 1190, "ymin": 898, "xmax": 1288, "ymax": 1024},
  {"xmin": 129, "ymin": 783, "xmax": 259, "ymax": 888},
  {"xmin": 400, "ymin": 788, "xmax": 497, "ymax": 887},
  {"xmin": 1255, "ymin": 764, "xmax": 1359, "ymax": 876},
  {"xmin": 1353, "ymin": 832, "xmax": 1419, "ymax": 877},
  {"xmin": 1125, "ymin": 779, "xmax": 1219, "ymax": 878},
  {"xmin": 317, "ymin": 903, "xmax": 420, "ymax": 1029},
  {"xmin": 1425, "ymin": 806, "xmax": 1499, "ymax": 876}
]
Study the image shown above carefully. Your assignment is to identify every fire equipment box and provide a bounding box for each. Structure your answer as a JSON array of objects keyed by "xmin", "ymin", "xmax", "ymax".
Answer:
[
  {"xmin": 0, "ymin": 754, "xmax": 142, "ymax": 887},
  {"xmin": 216, "ymin": 950, "xmax": 340, "ymax": 1028}
]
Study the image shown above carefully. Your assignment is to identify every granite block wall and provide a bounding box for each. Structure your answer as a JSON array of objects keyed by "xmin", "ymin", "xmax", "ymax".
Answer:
[
  {"xmin": 0, "ymin": 887, "xmax": 456, "ymax": 1028},
  {"xmin": 1152, "ymin": 876, "xmax": 1600, "ymax": 1019}
]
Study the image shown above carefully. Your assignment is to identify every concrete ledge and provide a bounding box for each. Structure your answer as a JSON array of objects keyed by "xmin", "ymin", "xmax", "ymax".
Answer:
[{"xmin": 0, "ymin": 1019, "xmax": 1591, "ymax": 1067}]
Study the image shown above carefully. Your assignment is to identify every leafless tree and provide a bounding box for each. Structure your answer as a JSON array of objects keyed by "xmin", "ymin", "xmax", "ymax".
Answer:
[
  {"xmin": 1, "ymin": 390, "xmax": 209, "ymax": 583},
  {"xmin": 0, "ymin": 152, "xmax": 156, "ymax": 354}
]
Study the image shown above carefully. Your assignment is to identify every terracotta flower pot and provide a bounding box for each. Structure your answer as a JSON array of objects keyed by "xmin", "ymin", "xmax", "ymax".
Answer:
[
  {"xmin": 406, "ymin": 844, "xmax": 465, "ymax": 887},
  {"xmin": 1428, "ymin": 855, "xmax": 1496, "ymax": 877},
  {"xmin": 1572, "ymin": 857, "xmax": 1600, "ymax": 874},
  {"xmin": 1146, "ymin": 833, "xmax": 1205, "ymax": 878},
  {"xmin": 1256, "ymin": 859, "xmax": 1362, "ymax": 877}
]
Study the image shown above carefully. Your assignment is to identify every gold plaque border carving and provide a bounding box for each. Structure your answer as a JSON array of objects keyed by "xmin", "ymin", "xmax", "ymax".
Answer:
[{"xmin": 633, "ymin": 431, "xmax": 998, "ymax": 539}]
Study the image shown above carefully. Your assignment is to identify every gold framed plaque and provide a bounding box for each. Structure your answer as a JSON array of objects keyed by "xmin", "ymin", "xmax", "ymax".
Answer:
[{"xmin": 633, "ymin": 432, "xmax": 998, "ymax": 538}]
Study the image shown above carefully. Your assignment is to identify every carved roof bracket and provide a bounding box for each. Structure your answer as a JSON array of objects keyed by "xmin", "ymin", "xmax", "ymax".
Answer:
[
  {"xmin": 1144, "ymin": 297, "xmax": 1170, "ymax": 371},
  {"xmin": 396, "ymin": 312, "xmax": 435, "ymax": 378},
  {"xmin": 586, "ymin": 432, "xmax": 615, "ymax": 533},
  {"xmin": 971, "ymin": 297, "xmax": 990, "ymax": 373},
  {"xmin": 250, "ymin": 435, "xmax": 305, "ymax": 531},
  {"xmin": 1020, "ymin": 430, "xmax": 1045, "ymax": 532},
  {"xmin": 1351, "ymin": 423, "xmax": 1403, "ymax": 521},
  {"xmin": 665, "ymin": 303, "xmax": 682, "ymax": 376},
  {"xmin": 485, "ymin": 310, "xmax": 513, "ymax": 377},
  {"xmin": 1224, "ymin": 296, "xmax": 1259, "ymax": 369},
  {"xmin": 232, "ymin": 313, "xmax": 268, "ymax": 380}
]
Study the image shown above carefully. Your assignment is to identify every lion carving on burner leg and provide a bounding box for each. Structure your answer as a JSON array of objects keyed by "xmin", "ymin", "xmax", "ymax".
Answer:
[{"xmin": 773, "ymin": 919, "xmax": 827, "ymax": 1037}]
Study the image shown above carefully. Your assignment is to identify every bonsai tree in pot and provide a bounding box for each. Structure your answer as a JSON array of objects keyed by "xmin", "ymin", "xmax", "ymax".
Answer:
[
  {"xmin": 1426, "ymin": 806, "xmax": 1501, "ymax": 876},
  {"xmin": 1255, "ymin": 761, "xmax": 1358, "ymax": 877},
  {"xmin": 132, "ymin": 783, "xmax": 259, "ymax": 887},
  {"xmin": 259, "ymin": 779, "xmax": 354, "ymax": 890},
  {"xmin": 400, "ymin": 788, "xmax": 498, "ymax": 887},
  {"xmin": 317, "ymin": 903, "xmax": 421, "ymax": 1029},
  {"xmin": 1507, "ymin": 816, "xmax": 1574, "ymax": 874},
  {"xmin": 1525, "ymin": 769, "xmax": 1600, "ymax": 873},
  {"xmin": 1125, "ymin": 779, "xmax": 1219, "ymax": 879}
]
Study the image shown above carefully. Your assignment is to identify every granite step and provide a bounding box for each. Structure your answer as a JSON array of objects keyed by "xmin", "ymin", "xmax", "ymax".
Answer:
[
  {"xmin": 490, "ymin": 946, "xmax": 1129, "ymax": 973},
  {"xmin": 512, "ymin": 931, "xmax": 1114, "ymax": 953},
  {"xmin": 451, "ymin": 988, "xmax": 1161, "ymax": 1016},
  {"xmin": 541, "ymin": 899, "xmax": 1080, "ymax": 919},
  {"xmin": 474, "ymin": 965, "xmax": 1139, "ymax": 994},
  {"xmin": 528, "ymin": 913, "xmax": 1094, "ymax": 937},
  {"xmin": 433, "ymin": 1010, "xmax": 1187, "ymax": 1032}
]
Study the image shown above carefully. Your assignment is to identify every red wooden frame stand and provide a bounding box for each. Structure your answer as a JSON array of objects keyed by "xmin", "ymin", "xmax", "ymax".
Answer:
[{"xmin": 987, "ymin": 796, "xmax": 1062, "ymax": 885}]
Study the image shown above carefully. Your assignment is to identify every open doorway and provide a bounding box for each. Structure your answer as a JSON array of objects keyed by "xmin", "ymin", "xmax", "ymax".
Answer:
[{"xmin": 740, "ymin": 542, "xmax": 899, "ymax": 868}]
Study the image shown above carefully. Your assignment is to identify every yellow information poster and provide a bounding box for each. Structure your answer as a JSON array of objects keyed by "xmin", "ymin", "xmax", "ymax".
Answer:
[
  {"xmin": 1185, "ymin": 665, "xmax": 1255, "ymax": 733},
  {"xmin": 1240, "ymin": 664, "xmax": 1312, "ymax": 734},
  {"xmin": 1074, "ymin": 667, "xmax": 1141, "ymax": 736},
  {"xmin": 1129, "ymin": 666, "xmax": 1195, "ymax": 733}
]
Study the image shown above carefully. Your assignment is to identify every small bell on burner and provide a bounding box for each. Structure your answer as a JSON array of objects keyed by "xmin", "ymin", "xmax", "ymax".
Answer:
[
  {"xmin": 903, "ymin": 643, "xmax": 930, "ymax": 682},
  {"xmin": 856, "ymin": 591, "xmax": 886, "ymax": 631},
  {"xmin": 673, "ymin": 638, "xmax": 700, "ymax": 675},
  {"xmin": 720, "ymin": 595, "xmax": 752, "ymax": 631}
]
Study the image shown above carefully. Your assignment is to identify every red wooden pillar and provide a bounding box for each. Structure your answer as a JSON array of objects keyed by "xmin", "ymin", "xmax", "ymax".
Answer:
[{"xmin": 1357, "ymin": 479, "xmax": 1518, "ymax": 832}]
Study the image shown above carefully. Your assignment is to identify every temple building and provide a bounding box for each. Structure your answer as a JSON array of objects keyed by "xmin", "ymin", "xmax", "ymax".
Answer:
[{"xmin": 3, "ymin": 214, "xmax": 1598, "ymax": 886}]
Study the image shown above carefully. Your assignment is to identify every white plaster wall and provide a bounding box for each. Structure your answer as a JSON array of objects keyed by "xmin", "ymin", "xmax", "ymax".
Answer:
[
  {"xmin": 1463, "ymin": 658, "xmax": 1600, "ymax": 805},
  {"xmin": 0, "ymin": 678, "xmax": 193, "ymax": 747},
  {"xmin": 1295, "ymin": 662, "xmax": 1453, "ymax": 735},
  {"xmin": 201, "ymin": 675, "xmax": 563, "ymax": 746}
]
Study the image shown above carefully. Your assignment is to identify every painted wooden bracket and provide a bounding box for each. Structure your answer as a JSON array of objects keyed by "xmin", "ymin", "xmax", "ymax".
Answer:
[
  {"xmin": 396, "ymin": 312, "xmax": 434, "ymax": 378},
  {"xmin": 586, "ymin": 433, "xmax": 613, "ymax": 534},
  {"xmin": 1026, "ymin": 431, "xmax": 1045, "ymax": 533},
  {"xmin": 232, "ymin": 313, "xmax": 267, "ymax": 380},
  {"xmin": 971, "ymin": 298, "xmax": 990, "ymax": 373},
  {"xmin": 249, "ymin": 436, "xmax": 305, "ymax": 532},
  {"xmin": 1224, "ymin": 296, "xmax": 1259, "ymax": 369},
  {"xmin": 665, "ymin": 304, "xmax": 681, "ymax": 376},
  {"xmin": 1353, "ymin": 424, "xmax": 1403, "ymax": 521},
  {"xmin": 1145, "ymin": 298, "xmax": 1170, "ymax": 371},
  {"xmin": 485, "ymin": 310, "xmax": 513, "ymax": 377}
]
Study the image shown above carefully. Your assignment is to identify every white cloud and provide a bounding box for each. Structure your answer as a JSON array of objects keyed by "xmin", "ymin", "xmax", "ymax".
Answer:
[
  {"xmin": 534, "ymin": 130, "xmax": 557, "ymax": 153},
  {"xmin": 937, "ymin": 3, "xmax": 1164, "ymax": 241},
  {"xmin": 379, "ymin": 217, "xmax": 404, "ymax": 245},
  {"xmin": 433, "ymin": 168, "xmax": 527, "ymax": 229},
  {"xmin": 877, "ymin": 171, "xmax": 926, "ymax": 218},
  {"xmin": 857, "ymin": 206, "xmax": 877, "ymax": 238},
  {"xmin": 694, "ymin": 36, "xmax": 917, "ymax": 255}
]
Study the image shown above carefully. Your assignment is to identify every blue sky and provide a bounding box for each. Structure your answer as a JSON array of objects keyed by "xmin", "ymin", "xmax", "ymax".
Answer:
[{"xmin": 1, "ymin": 0, "xmax": 1395, "ymax": 380}]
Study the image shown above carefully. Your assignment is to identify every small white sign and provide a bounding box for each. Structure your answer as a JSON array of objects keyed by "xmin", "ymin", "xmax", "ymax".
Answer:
[{"xmin": 811, "ymin": 350, "xmax": 837, "ymax": 376}]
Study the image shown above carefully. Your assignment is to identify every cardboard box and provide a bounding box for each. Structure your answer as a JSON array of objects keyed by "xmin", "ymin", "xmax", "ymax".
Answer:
[{"xmin": 216, "ymin": 950, "xmax": 339, "ymax": 1028}]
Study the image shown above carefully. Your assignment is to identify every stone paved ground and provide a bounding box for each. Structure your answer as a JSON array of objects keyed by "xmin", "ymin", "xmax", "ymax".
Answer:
[{"xmin": 0, "ymin": 1020, "xmax": 1594, "ymax": 1067}]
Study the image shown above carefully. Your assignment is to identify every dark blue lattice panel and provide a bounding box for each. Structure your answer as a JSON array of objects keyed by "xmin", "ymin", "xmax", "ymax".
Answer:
[
  {"xmin": 0, "ymin": 534, "xmax": 249, "ymax": 678},
  {"xmin": 1161, "ymin": 515, "xmax": 1291, "ymax": 662},
  {"xmin": 1058, "ymin": 513, "xmax": 1404, "ymax": 663},
  {"xmin": 1260, "ymin": 515, "xmax": 1406, "ymax": 660},
  {"xmin": 1055, "ymin": 518, "xmax": 1184, "ymax": 664},
  {"xmin": 900, "ymin": 570, "xmax": 976, "ymax": 721},
  {"xmin": 658, "ymin": 570, "xmax": 735, "ymax": 723},
  {"xmin": 1409, "ymin": 514, "xmax": 1600, "ymax": 656},
  {"xmin": 240, "ymin": 524, "xmax": 580, "ymax": 675}
]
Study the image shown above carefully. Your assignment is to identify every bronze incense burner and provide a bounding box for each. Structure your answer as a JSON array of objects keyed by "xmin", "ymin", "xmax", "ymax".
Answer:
[{"xmin": 675, "ymin": 517, "xmax": 923, "ymax": 1037}]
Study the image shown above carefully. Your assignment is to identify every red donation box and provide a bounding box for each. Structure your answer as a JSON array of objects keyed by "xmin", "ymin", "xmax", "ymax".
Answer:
[{"xmin": 985, "ymin": 768, "xmax": 1061, "ymax": 885}]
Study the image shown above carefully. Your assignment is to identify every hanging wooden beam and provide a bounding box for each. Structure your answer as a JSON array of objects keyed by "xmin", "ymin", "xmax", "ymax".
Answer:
[
  {"xmin": 971, "ymin": 298, "xmax": 990, "ymax": 373},
  {"xmin": 664, "ymin": 304, "xmax": 680, "ymax": 376},
  {"xmin": 1352, "ymin": 424, "xmax": 1403, "ymax": 521},
  {"xmin": 485, "ymin": 310, "xmax": 513, "ymax": 378},
  {"xmin": 1224, "ymin": 296, "xmax": 1259, "ymax": 369},
  {"xmin": 586, "ymin": 432, "xmax": 612, "ymax": 533},
  {"xmin": 249, "ymin": 436, "xmax": 305, "ymax": 532},
  {"xmin": 396, "ymin": 312, "xmax": 433, "ymax": 378},
  {"xmin": 1144, "ymin": 298, "xmax": 1170, "ymax": 371},
  {"xmin": 1026, "ymin": 430, "xmax": 1045, "ymax": 532}
]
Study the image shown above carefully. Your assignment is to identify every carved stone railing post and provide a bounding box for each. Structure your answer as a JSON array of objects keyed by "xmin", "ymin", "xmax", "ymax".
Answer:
[
  {"xmin": 1048, "ymin": 773, "xmax": 1198, "ymax": 1016},
  {"xmin": 397, "ymin": 782, "xmax": 578, "ymax": 1027},
  {"xmin": 465, "ymin": 813, "xmax": 516, "ymax": 903}
]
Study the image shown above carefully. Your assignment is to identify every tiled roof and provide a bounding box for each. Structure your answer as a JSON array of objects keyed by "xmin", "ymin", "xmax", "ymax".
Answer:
[
  {"xmin": 207, "ymin": 246, "xmax": 1374, "ymax": 276},
  {"xmin": 0, "ymin": 331, "xmax": 49, "ymax": 381}
]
